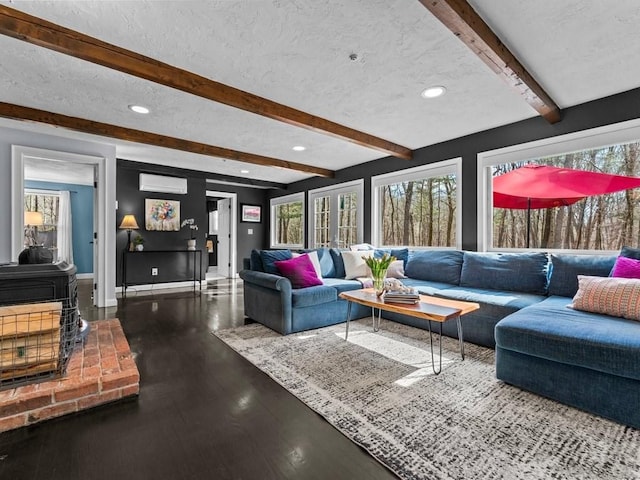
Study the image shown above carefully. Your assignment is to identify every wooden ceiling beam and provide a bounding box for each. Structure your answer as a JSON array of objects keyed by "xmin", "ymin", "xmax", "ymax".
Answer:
[
  {"xmin": 418, "ymin": 0, "xmax": 561, "ymax": 123},
  {"xmin": 0, "ymin": 6, "xmax": 412, "ymax": 160},
  {"xmin": 0, "ymin": 102, "xmax": 334, "ymax": 178}
]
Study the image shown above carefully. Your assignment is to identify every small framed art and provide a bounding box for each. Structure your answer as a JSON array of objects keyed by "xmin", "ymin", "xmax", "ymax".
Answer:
[{"xmin": 241, "ymin": 204, "xmax": 261, "ymax": 223}]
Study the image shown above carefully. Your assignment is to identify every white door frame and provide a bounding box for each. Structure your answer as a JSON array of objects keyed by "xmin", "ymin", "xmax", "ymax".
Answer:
[
  {"xmin": 206, "ymin": 190, "xmax": 238, "ymax": 277},
  {"xmin": 11, "ymin": 146, "xmax": 117, "ymax": 307}
]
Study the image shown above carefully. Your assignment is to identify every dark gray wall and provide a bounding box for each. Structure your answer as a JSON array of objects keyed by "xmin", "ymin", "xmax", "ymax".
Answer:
[
  {"xmin": 269, "ymin": 87, "xmax": 640, "ymax": 251},
  {"xmin": 116, "ymin": 160, "xmax": 268, "ymax": 284}
]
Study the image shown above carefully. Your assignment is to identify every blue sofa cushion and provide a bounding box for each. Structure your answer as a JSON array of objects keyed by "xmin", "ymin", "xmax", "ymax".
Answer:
[
  {"xmin": 460, "ymin": 252, "xmax": 549, "ymax": 294},
  {"xmin": 374, "ymin": 248, "xmax": 409, "ymax": 268},
  {"xmin": 400, "ymin": 278, "xmax": 456, "ymax": 296},
  {"xmin": 620, "ymin": 246, "xmax": 640, "ymax": 260},
  {"xmin": 291, "ymin": 285, "xmax": 337, "ymax": 308},
  {"xmin": 260, "ymin": 250, "xmax": 292, "ymax": 275},
  {"xmin": 495, "ymin": 296, "xmax": 640, "ymax": 381},
  {"xmin": 548, "ymin": 254, "xmax": 616, "ymax": 297},
  {"xmin": 316, "ymin": 248, "xmax": 338, "ymax": 278},
  {"xmin": 321, "ymin": 278, "xmax": 365, "ymax": 294},
  {"xmin": 250, "ymin": 249, "xmax": 264, "ymax": 272},
  {"xmin": 436, "ymin": 286, "xmax": 546, "ymax": 311},
  {"xmin": 329, "ymin": 248, "xmax": 346, "ymax": 278},
  {"xmin": 405, "ymin": 250, "xmax": 463, "ymax": 285}
]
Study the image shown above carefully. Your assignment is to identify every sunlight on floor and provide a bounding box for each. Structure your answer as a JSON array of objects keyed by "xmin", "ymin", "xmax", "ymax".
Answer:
[{"xmin": 334, "ymin": 328, "xmax": 454, "ymax": 386}]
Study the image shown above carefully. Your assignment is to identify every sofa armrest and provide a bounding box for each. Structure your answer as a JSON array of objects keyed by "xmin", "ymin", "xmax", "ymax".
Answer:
[{"xmin": 239, "ymin": 269, "xmax": 292, "ymax": 295}]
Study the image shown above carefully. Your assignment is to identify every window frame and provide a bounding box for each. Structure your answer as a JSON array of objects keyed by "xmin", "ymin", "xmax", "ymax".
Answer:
[
  {"xmin": 270, "ymin": 192, "xmax": 305, "ymax": 249},
  {"xmin": 307, "ymin": 179, "xmax": 364, "ymax": 249},
  {"xmin": 371, "ymin": 158, "xmax": 462, "ymax": 250},
  {"xmin": 477, "ymin": 117, "xmax": 640, "ymax": 253}
]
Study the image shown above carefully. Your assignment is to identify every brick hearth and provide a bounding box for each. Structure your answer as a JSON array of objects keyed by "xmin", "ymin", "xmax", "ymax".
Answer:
[{"xmin": 0, "ymin": 318, "xmax": 139, "ymax": 433}]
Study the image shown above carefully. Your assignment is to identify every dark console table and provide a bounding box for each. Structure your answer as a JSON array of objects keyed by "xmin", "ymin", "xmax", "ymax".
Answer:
[{"xmin": 121, "ymin": 249, "xmax": 202, "ymax": 296}]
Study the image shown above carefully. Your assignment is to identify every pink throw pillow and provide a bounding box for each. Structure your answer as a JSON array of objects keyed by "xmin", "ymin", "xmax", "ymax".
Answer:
[
  {"xmin": 274, "ymin": 254, "xmax": 323, "ymax": 289},
  {"xmin": 611, "ymin": 256, "xmax": 640, "ymax": 279}
]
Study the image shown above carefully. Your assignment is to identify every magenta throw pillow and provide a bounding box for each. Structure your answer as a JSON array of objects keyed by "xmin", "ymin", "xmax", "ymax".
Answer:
[
  {"xmin": 274, "ymin": 254, "xmax": 323, "ymax": 289},
  {"xmin": 611, "ymin": 256, "xmax": 640, "ymax": 279}
]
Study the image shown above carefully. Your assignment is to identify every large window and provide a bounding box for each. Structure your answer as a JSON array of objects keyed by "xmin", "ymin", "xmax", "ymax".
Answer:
[
  {"xmin": 308, "ymin": 180, "xmax": 363, "ymax": 248},
  {"xmin": 372, "ymin": 159, "xmax": 462, "ymax": 248},
  {"xmin": 479, "ymin": 119, "xmax": 640, "ymax": 252},
  {"xmin": 270, "ymin": 192, "xmax": 304, "ymax": 248}
]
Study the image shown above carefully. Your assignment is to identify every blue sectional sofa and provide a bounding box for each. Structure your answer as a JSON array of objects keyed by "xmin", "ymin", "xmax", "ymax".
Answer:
[{"xmin": 240, "ymin": 247, "xmax": 640, "ymax": 428}]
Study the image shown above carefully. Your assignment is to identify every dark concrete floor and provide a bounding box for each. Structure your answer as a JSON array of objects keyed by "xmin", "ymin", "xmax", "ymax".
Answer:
[{"xmin": 0, "ymin": 279, "xmax": 398, "ymax": 480}]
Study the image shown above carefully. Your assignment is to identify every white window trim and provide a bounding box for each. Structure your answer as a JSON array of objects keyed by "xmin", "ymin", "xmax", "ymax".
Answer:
[
  {"xmin": 477, "ymin": 117, "xmax": 640, "ymax": 253},
  {"xmin": 270, "ymin": 191, "xmax": 305, "ymax": 248},
  {"xmin": 308, "ymin": 179, "xmax": 364, "ymax": 248},
  {"xmin": 371, "ymin": 158, "xmax": 462, "ymax": 249}
]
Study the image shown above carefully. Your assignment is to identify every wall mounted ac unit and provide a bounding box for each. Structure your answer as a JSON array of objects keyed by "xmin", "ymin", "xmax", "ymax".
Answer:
[{"xmin": 139, "ymin": 173, "xmax": 188, "ymax": 195}]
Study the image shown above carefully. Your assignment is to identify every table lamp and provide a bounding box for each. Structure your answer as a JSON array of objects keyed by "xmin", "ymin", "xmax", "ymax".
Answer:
[
  {"xmin": 24, "ymin": 210, "xmax": 44, "ymax": 246},
  {"xmin": 119, "ymin": 214, "xmax": 139, "ymax": 252}
]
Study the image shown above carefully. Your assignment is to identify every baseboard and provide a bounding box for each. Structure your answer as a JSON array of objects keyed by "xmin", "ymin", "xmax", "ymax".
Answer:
[
  {"xmin": 76, "ymin": 273, "xmax": 94, "ymax": 280},
  {"xmin": 117, "ymin": 280, "xmax": 205, "ymax": 296}
]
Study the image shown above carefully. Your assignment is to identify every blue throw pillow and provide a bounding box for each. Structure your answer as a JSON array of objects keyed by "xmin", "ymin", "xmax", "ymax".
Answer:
[
  {"xmin": 460, "ymin": 252, "xmax": 549, "ymax": 294},
  {"xmin": 260, "ymin": 249, "xmax": 292, "ymax": 275},
  {"xmin": 303, "ymin": 248, "xmax": 336, "ymax": 278},
  {"xmin": 549, "ymin": 254, "xmax": 617, "ymax": 297},
  {"xmin": 374, "ymin": 248, "xmax": 409, "ymax": 268},
  {"xmin": 329, "ymin": 248, "xmax": 346, "ymax": 278},
  {"xmin": 405, "ymin": 250, "xmax": 464, "ymax": 285}
]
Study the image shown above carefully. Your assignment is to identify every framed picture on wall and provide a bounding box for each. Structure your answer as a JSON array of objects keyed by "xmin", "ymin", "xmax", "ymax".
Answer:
[
  {"xmin": 145, "ymin": 198, "xmax": 180, "ymax": 231},
  {"xmin": 241, "ymin": 204, "xmax": 261, "ymax": 223}
]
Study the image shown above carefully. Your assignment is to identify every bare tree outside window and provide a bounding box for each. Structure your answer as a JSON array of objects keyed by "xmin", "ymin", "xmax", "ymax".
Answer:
[
  {"xmin": 379, "ymin": 174, "xmax": 457, "ymax": 247},
  {"xmin": 24, "ymin": 193, "xmax": 59, "ymax": 250},
  {"xmin": 274, "ymin": 200, "xmax": 303, "ymax": 246}
]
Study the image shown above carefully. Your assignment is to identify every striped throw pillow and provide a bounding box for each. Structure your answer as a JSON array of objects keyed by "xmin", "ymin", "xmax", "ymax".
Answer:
[{"xmin": 571, "ymin": 275, "xmax": 640, "ymax": 321}]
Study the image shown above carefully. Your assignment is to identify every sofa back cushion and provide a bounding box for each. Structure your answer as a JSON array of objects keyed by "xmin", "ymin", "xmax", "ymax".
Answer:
[
  {"xmin": 260, "ymin": 249, "xmax": 292, "ymax": 275},
  {"xmin": 303, "ymin": 248, "xmax": 337, "ymax": 278},
  {"xmin": 329, "ymin": 248, "xmax": 346, "ymax": 278},
  {"xmin": 249, "ymin": 249, "xmax": 264, "ymax": 272},
  {"xmin": 405, "ymin": 250, "xmax": 464, "ymax": 285},
  {"xmin": 374, "ymin": 248, "xmax": 409, "ymax": 268},
  {"xmin": 548, "ymin": 254, "xmax": 616, "ymax": 297},
  {"xmin": 460, "ymin": 252, "xmax": 549, "ymax": 294}
]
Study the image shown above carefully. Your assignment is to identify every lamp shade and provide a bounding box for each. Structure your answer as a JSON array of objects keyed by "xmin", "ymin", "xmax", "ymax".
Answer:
[
  {"xmin": 119, "ymin": 214, "xmax": 139, "ymax": 230},
  {"xmin": 24, "ymin": 211, "xmax": 44, "ymax": 226}
]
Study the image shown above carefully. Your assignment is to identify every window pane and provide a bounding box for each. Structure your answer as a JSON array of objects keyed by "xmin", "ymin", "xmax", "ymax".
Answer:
[
  {"xmin": 338, "ymin": 192, "xmax": 357, "ymax": 248},
  {"xmin": 274, "ymin": 201, "xmax": 303, "ymax": 246},
  {"xmin": 314, "ymin": 196, "xmax": 330, "ymax": 248},
  {"xmin": 379, "ymin": 175, "xmax": 457, "ymax": 247},
  {"xmin": 491, "ymin": 141, "xmax": 640, "ymax": 250},
  {"xmin": 24, "ymin": 193, "xmax": 59, "ymax": 250}
]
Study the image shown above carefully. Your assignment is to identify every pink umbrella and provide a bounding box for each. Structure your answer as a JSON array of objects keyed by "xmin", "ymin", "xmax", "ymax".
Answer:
[{"xmin": 493, "ymin": 164, "xmax": 640, "ymax": 247}]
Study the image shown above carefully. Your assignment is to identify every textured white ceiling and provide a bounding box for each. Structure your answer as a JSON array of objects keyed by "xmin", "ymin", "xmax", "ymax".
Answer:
[{"xmin": 1, "ymin": 0, "xmax": 639, "ymax": 185}]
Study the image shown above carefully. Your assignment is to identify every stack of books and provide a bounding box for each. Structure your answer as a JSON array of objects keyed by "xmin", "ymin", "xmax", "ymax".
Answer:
[{"xmin": 382, "ymin": 290, "xmax": 420, "ymax": 305}]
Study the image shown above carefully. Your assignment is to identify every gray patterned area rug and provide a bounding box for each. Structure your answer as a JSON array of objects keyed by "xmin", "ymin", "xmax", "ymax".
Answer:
[{"xmin": 213, "ymin": 319, "xmax": 640, "ymax": 480}]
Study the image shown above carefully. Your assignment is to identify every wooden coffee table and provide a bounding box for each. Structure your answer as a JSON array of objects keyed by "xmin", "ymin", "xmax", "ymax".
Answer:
[{"xmin": 339, "ymin": 289, "xmax": 479, "ymax": 374}]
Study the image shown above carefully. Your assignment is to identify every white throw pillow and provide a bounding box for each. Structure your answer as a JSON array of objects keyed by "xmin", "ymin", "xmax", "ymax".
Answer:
[
  {"xmin": 342, "ymin": 251, "xmax": 373, "ymax": 279},
  {"xmin": 292, "ymin": 251, "xmax": 322, "ymax": 279},
  {"xmin": 386, "ymin": 259, "xmax": 407, "ymax": 279}
]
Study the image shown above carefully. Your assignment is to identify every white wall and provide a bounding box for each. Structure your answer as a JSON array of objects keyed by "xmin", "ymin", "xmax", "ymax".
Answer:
[{"xmin": 0, "ymin": 125, "xmax": 117, "ymax": 307}]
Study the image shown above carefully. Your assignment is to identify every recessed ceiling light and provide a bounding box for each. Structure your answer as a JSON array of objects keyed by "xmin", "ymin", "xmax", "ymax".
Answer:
[
  {"xmin": 240, "ymin": 169, "xmax": 249, "ymax": 174},
  {"xmin": 292, "ymin": 146, "xmax": 306, "ymax": 152},
  {"xmin": 420, "ymin": 86, "xmax": 446, "ymax": 99},
  {"xmin": 128, "ymin": 105, "xmax": 150, "ymax": 114}
]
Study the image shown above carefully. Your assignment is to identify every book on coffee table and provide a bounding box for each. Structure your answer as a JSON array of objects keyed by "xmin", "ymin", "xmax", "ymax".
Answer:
[{"xmin": 382, "ymin": 290, "xmax": 420, "ymax": 304}]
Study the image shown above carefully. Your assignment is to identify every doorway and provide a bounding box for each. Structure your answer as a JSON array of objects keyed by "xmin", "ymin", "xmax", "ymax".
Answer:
[
  {"xmin": 11, "ymin": 146, "xmax": 109, "ymax": 307},
  {"xmin": 205, "ymin": 190, "xmax": 237, "ymax": 279}
]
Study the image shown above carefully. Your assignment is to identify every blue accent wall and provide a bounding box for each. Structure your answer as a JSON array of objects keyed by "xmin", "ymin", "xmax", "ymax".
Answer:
[{"xmin": 25, "ymin": 180, "xmax": 94, "ymax": 274}]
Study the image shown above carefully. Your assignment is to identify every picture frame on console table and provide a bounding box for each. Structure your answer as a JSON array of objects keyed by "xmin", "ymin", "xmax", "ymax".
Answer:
[{"xmin": 241, "ymin": 204, "xmax": 261, "ymax": 223}]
